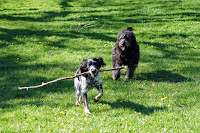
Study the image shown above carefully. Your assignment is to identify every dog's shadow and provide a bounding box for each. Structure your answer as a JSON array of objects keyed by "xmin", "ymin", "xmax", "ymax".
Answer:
[{"xmin": 100, "ymin": 100, "xmax": 166, "ymax": 115}]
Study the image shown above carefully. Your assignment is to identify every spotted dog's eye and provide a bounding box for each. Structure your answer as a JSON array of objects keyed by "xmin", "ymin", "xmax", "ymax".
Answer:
[{"xmin": 89, "ymin": 61, "xmax": 92, "ymax": 66}]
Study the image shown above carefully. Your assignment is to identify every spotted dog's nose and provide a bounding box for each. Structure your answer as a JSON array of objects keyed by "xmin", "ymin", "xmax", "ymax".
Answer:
[{"xmin": 91, "ymin": 68, "xmax": 97, "ymax": 73}]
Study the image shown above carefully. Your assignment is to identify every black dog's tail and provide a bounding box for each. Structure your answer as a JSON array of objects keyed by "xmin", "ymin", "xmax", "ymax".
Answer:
[{"xmin": 126, "ymin": 27, "xmax": 133, "ymax": 31}]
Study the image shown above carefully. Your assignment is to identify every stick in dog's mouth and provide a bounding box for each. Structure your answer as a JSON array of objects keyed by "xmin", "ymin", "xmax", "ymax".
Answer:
[
  {"xmin": 89, "ymin": 70, "xmax": 97, "ymax": 77},
  {"xmin": 18, "ymin": 66, "xmax": 124, "ymax": 90}
]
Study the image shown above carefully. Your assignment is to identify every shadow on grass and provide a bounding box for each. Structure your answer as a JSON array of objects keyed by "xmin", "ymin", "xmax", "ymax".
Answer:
[
  {"xmin": 0, "ymin": 10, "xmax": 72, "ymax": 22},
  {"xmin": 1, "ymin": 0, "xmax": 198, "ymax": 49},
  {"xmin": 0, "ymin": 27, "xmax": 116, "ymax": 49},
  {"xmin": 0, "ymin": 76, "xmax": 75, "ymax": 109},
  {"xmin": 140, "ymin": 40, "xmax": 200, "ymax": 62},
  {"xmin": 100, "ymin": 100, "xmax": 166, "ymax": 115},
  {"xmin": 0, "ymin": 27, "xmax": 77, "ymax": 45},
  {"xmin": 137, "ymin": 70, "xmax": 192, "ymax": 83},
  {"xmin": 0, "ymin": 84, "xmax": 75, "ymax": 109},
  {"xmin": 0, "ymin": 54, "xmax": 76, "ymax": 104},
  {"xmin": 140, "ymin": 41, "xmax": 177, "ymax": 58}
]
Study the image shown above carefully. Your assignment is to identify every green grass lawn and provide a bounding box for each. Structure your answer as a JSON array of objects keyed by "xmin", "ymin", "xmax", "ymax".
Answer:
[{"xmin": 0, "ymin": 0, "xmax": 200, "ymax": 132}]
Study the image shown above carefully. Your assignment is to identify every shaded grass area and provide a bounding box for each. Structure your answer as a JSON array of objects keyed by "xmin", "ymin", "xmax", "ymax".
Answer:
[{"xmin": 0, "ymin": 0, "xmax": 200, "ymax": 132}]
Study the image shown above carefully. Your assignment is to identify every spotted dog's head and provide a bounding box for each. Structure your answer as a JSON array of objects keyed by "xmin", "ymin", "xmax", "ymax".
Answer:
[
  {"xmin": 117, "ymin": 27, "xmax": 136, "ymax": 52},
  {"xmin": 80, "ymin": 57, "xmax": 106, "ymax": 77}
]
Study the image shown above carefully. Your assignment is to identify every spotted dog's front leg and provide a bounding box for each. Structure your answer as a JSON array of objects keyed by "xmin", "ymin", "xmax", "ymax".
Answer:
[
  {"xmin": 80, "ymin": 77, "xmax": 91, "ymax": 114},
  {"xmin": 82, "ymin": 91, "xmax": 91, "ymax": 114},
  {"xmin": 75, "ymin": 91, "xmax": 81, "ymax": 106},
  {"xmin": 74, "ymin": 78, "xmax": 81, "ymax": 106},
  {"xmin": 94, "ymin": 84, "xmax": 103, "ymax": 102}
]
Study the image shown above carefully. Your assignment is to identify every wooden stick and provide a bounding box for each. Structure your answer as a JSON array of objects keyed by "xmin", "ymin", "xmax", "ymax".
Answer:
[{"xmin": 18, "ymin": 66, "xmax": 124, "ymax": 90}]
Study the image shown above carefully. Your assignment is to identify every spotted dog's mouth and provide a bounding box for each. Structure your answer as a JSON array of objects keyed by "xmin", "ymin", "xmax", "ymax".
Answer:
[
  {"xmin": 90, "ymin": 71, "xmax": 97, "ymax": 77},
  {"xmin": 89, "ymin": 67, "xmax": 98, "ymax": 77}
]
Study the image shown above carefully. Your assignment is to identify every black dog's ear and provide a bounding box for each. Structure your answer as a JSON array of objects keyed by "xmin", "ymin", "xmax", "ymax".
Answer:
[
  {"xmin": 80, "ymin": 59, "xmax": 88, "ymax": 72},
  {"xmin": 126, "ymin": 27, "xmax": 136, "ymax": 43},
  {"xmin": 126, "ymin": 27, "xmax": 133, "ymax": 31},
  {"xmin": 96, "ymin": 57, "xmax": 106, "ymax": 69}
]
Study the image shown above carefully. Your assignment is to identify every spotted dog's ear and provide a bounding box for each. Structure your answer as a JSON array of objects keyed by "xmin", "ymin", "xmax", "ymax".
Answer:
[
  {"xmin": 96, "ymin": 57, "xmax": 106, "ymax": 69},
  {"xmin": 80, "ymin": 59, "xmax": 88, "ymax": 72}
]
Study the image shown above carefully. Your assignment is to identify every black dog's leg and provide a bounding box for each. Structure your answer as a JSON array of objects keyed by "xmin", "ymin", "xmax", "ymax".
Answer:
[
  {"xmin": 94, "ymin": 84, "xmax": 103, "ymax": 102},
  {"xmin": 112, "ymin": 48, "xmax": 121, "ymax": 80},
  {"xmin": 112, "ymin": 69, "xmax": 120, "ymax": 80},
  {"xmin": 112, "ymin": 59, "xmax": 121, "ymax": 80},
  {"xmin": 125, "ymin": 65, "xmax": 136, "ymax": 81},
  {"xmin": 82, "ymin": 91, "xmax": 91, "ymax": 114}
]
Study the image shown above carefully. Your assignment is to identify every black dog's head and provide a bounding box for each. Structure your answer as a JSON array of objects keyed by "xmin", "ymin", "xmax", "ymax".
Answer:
[
  {"xmin": 117, "ymin": 27, "xmax": 136, "ymax": 51},
  {"xmin": 80, "ymin": 57, "xmax": 106, "ymax": 77}
]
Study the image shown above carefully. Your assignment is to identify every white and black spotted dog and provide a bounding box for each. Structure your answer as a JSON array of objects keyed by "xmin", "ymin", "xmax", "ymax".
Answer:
[{"xmin": 74, "ymin": 57, "xmax": 106, "ymax": 114}]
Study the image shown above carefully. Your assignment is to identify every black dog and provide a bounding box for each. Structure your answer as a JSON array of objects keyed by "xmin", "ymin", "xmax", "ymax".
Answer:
[
  {"xmin": 74, "ymin": 57, "xmax": 106, "ymax": 114},
  {"xmin": 112, "ymin": 27, "xmax": 140, "ymax": 81}
]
